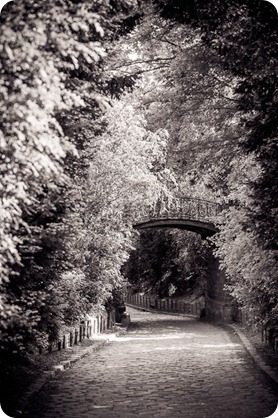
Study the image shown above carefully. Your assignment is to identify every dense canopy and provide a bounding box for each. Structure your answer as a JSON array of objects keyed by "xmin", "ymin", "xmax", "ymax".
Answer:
[{"xmin": 0, "ymin": 0, "xmax": 277, "ymax": 356}]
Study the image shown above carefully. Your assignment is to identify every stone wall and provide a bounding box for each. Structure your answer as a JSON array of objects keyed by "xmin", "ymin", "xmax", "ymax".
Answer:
[{"xmin": 205, "ymin": 251, "xmax": 234, "ymax": 322}]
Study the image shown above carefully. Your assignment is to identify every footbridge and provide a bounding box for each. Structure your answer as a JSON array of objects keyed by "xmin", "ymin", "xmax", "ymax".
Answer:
[
  {"xmin": 133, "ymin": 196, "xmax": 221, "ymax": 238},
  {"xmin": 132, "ymin": 196, "xmax": 233, "ymax": 323}
]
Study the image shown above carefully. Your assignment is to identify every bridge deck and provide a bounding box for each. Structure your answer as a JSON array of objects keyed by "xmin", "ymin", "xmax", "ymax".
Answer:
[
  {"xmin": 133, "ymin": 218, "xmax": 218, "ymax": 237},
  {"xmin": 132, "ymin": 196, "xmax": 221, "ymax": 236}
]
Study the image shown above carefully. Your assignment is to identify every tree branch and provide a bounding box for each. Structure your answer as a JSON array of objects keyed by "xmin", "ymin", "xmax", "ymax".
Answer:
[
  {"xmin": 114, "ymin": 64, "xmax": 171, "ymax": 76},
  {"xmin": 110, "ymin": 56, "xmax": 176, "ymax": 71}
]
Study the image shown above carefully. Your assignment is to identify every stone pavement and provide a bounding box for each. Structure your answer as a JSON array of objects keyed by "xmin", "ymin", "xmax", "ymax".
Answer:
[{"xmin": 24, "ymin": 307, "xmax": 278, "ymax": 418}]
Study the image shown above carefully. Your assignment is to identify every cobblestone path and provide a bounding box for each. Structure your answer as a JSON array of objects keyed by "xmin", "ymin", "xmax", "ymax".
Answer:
[{"xmin": 25, "ymin": 307, "xmax": 277, "ymax": 418}]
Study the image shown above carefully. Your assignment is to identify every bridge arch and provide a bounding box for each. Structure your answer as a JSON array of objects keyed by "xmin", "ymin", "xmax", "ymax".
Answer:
[
  {"xmin": 132, "ymin": 197, "xmax": 233, "ymax": 322},
  {"xmin": 133, "ymin": 196, "xmax": 221, "ymax": 236},
  {"xmin": 134, "ymin": 219, "xmax": 217, "ymax": 238}
]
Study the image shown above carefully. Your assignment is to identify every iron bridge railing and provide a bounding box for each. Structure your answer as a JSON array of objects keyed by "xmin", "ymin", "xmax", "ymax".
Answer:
[{"xmin": 134, "ymin": 196, "xmax": 222, "ymax": 225}]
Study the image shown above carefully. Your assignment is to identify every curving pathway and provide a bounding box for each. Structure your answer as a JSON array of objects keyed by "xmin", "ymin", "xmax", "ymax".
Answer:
[{"xmin": 25, "ymin": 307, "xmax": 278, "ymax": 418}]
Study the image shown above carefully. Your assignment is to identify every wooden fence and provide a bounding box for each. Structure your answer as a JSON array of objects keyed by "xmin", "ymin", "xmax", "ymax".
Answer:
[
  {"xmin": 126, "ymin": 294, "xmax": 278, "ymax": 352},
  {"xmin": 125, "ymin": 293, "xmax": 205, "ymax": 317}
]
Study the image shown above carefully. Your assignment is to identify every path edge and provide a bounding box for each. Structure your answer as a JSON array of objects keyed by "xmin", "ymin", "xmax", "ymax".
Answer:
[
  {"xmin": 15, "ymin": 332, "xmax": 124, "ymax": 417},
  {"xmin": 127, "ymin": 305, "xmax": 278, "ymax": 387},
  {"xmin": 226, "ymin": 323, "xmax": 278, "ymax": 387}
]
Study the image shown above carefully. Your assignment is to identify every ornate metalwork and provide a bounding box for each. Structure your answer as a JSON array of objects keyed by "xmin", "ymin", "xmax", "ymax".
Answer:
[{"xmin": 134, "ymin": 196, "xmax": 222, "ymax": 225}]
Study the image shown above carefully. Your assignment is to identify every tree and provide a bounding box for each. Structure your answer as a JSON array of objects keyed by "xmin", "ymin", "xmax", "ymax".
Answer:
[
  {"xmin": 106, "ymin": 9, "xmax": 247, "ymax": 199},
  {"xmin": 124, "ymin": 228, "xmax": 209, "ymax": 298},
  {"xmin": 0, "ymin": 0, "xmax": 143, "ymax": 352},
  {"xmin": 69, "ymin": 98, "xmax": 173, "ymax": 307},
  {"xmin": 106, "ymin": 1, "xmax": 277, "ymax": 329},
  {"xmin": 152, "ymin": 0, "xmax": 278, "ymax": 328},
  {"xmin": 153, "ymin": 0, "xmax": 277, "ymax": 241}
]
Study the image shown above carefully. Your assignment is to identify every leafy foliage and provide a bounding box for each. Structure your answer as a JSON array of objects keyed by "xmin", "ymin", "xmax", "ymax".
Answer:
[
  {"xmin": 68, "ymin": 99, "xmax": 172, "ymax": 306},
  {"xmin": 0, "ymin": 0, "xmax": 143, "ymax": 352},
  {"xmin": 108, "ymin": 2, "xmax": 277, "ymax": 329},
  {"xmin": 0, "ymin": 0, "xmax": 277, "ymax": 355},
  {"xmin": 214, "ymin": 207, "xmax": 278, "ymax": 329},
  {"xmin": 154, "ymin": 0, "xmax": 278, "ymax": 247},
  {"xmin": 125, "ymin": 228, "xmax": 209, "ymax": 298}
]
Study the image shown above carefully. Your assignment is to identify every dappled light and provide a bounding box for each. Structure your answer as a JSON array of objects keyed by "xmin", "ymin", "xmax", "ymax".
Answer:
[{"xmin": 0, "ymin": 1, "xmax": 277, "ymax": 416}]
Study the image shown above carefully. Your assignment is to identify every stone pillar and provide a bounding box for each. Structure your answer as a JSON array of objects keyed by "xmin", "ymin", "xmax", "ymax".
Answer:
[{"xmin": 205, "ymin": 250, "xmax": 234, "ymax": 322}]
